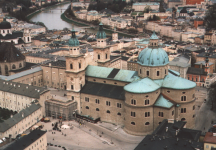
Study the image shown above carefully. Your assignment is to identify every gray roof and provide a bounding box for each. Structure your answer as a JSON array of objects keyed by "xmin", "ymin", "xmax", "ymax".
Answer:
[
  {"xmin": 0, "ymin": 102, "xmax": 41, "ymax": 132},
  {"xmin": 169, "ymin": 55, "xmax": 191, "ymax": 67},
  {"xmin": 3, "ymin": 129, "xmax": 46, "ymax": 150},
  {"xmin": 195, "ymin": 61, "xmax": 213, "ymax": 66},
  {"xmin": 0, "ymin": 67, "xmax": 42, "ymax": 81},
  {"xmin": 80, "ymin": 81, "xmax": 125, "ymax": 100},
  {"xmin": 187, "ymin": 67, "xmax": 207, "ymax": 75},
  {"xmin": 0, "ymin": 79, "xmax": 48, "ymax": 98}
]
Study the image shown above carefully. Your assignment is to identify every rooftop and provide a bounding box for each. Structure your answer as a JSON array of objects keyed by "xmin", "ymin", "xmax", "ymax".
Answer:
[{"xmin": 3, "ymin": 129, "xmax": 46, "ymax": 150}]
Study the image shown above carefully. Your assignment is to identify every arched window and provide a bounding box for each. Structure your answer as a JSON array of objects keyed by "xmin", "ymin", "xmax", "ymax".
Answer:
[
  {"xmin": 86, "ymin": 106, "xmax": 89, "ymax": 109},
  {"xmin": 96, "ymin": 108, "xmax": 99, "ymax": 111},
  {"xmin": 145, "ymin": 100, "xmax": 149, "ymax": 105},
  {"xmin": 145, "ymin": 122, "xmax": 150, "ymax": 125},
  {"xmin": 181, "ymin": 118, "xmax": 186, "ymax": 121},
  {"xmin": 70, "ymin": 64, "xmax": 73, "ymax": 69},
  {"xmin": 165, "ymin": 69, "xmax": 166, "ymax": 74},
  {"xmin": 28, "ymin": 37, "xmax": 30, "ymax": 42},
  {"xmin": 12, "ymin": 64, "xmax": 16, "ymax": 69},
  {"xmin": 131, "ymin": 99, "xmax": 136, "ymax": 105},
  {"xmin": 5, "ymin": 65, "xmax": 8, "ymax": 76},
  {"xmin": 181, "ymin": 96, "xmax": 186, "ymax": 101},
  {"xmin": 106, "ymin": 110, "xmax": 110, "ymax": 113},
  {"xmin": 106, "ymin": 54, "xmax": 107, "ymax": 59},
  {"xmin": 140, "ymin": 69, "xmax": 142, "ymax": 74},
  {"xmin": 146, "ymin": 71, "xmax": 149, "ymax": 76},
  {"xmin": 157, "ymin": 71, "xmax": 160, "ymax": 76},
  {"xmin": 98, "ymin": 54, "xmax": 100, "ymax": 59},
  {"xmin": 131, "ymin": 122, "xmax": 135, "ymax": 125},
  {"xmin": 79, "ymin": 63, "xmax": 81, "ymax": 69},
  {"xmin": 117, "ymin": 112, "xmax": 121, "ymax": 116},
  {"xmin": 19, "ymin": 63, "xmax": 22, "ymax": 68}
]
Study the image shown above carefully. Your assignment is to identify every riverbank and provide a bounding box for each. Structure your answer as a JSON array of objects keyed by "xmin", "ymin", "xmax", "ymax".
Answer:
[
  {"xmin": 61, "ymin": 13, "xmax": 135, "ymax": 38},
  {"xmin": 26, "ymin": 1, "xmax": 70, "ymax": 20}
]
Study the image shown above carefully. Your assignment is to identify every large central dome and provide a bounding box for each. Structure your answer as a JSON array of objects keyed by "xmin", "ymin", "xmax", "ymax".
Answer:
[
  {"xmin": 137, "ymin": 47, "xmax": 169, "ymax": 66},
  {"xmin": 137, "ymin": 32, "xmax": 169, "ymax": 66}
]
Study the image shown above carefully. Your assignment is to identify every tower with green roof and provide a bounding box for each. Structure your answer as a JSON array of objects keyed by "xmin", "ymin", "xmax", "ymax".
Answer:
[
  {"xmin": 65, "ymin": 27, "xmax": 86, "ymax": 114},
  {"xmin": 94, "ymin": 23, "xmax": 111, "ymax": 67}
]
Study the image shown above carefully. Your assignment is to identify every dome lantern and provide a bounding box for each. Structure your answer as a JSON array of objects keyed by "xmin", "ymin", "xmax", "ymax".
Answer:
[
  {"xmin": 68, "ymin": 26, "xmax": 79, "ymax": 47},
  {"xmin": 149, "ymin": 31, "xmax": 159, "ymax": 47},
  {"xmin": 97, "ymin": 22, "xmax": 106, "ymax": 39}
]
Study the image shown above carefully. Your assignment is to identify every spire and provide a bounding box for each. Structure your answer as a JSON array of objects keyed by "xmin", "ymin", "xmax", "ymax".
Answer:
[
  {"xmin": 71, "ymin": 26, "xmax": 76, "ymax": 38},
  {"xmin": 150, "ymin": 31, "xmax": 159, "ymax": 40}
]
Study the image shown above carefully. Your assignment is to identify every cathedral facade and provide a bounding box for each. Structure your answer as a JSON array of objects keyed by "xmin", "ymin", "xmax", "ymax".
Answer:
[{"xmin": 66, "ymin": 24, "xmax": 197, "ymax": 135}]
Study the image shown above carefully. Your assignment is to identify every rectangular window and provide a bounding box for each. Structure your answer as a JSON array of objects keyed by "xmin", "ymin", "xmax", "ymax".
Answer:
[
  {"xmin": 131, "ymin": 111, "xmax": 136, "ymax": 117},
  {"xmin": 106, "ymin": 101, "xmax": 110, "ymax": 106},
  {"xmin": 147, "ymin": 71, "xmax": 149, "ymax": 76},
  {"xmin": 72, "ymin": 96, "xmax": 74, "ymax": 100},
  {"xmin": 131, "ymin": 99, "xmax": 136, "ymax": 105},
  {"xmin": 157, "ymin": 71, "xmax": 159, "ymax": 76},
  {"xmin": 159, "ymin": 112, "xmax": 164, "ymax": 117},
  {"xmin": 145, "ymin": 112, "xmax": 150, "ymax": 117},
  {"xmin": 181, "ymin": 96, "xmax": 186, "ymax": 101},
  {"xmin": 145, "ymin": 100, "xmax": 149, "ymax": 105},
  {"xmin": 193, "ymin": 105, "xmax": 195, "ymax": 110},
  {"xmin": 95, "ymin": 99, "xmax": 100, "ymax": 104},
  {"xmin": 71, "ymin": 85, "xmax": 73, "ymax": 90},
  {"xmin": 172, "ymin": 110, "xmax": 174, "ymax": 116},
  {"xmin": 117, "ymin": 103, "xmax": 122, "ymax": 108},
  {"xmin": 85, "ymin": 97, "xmax": 89, "ymax": 102},
  {"xmin": 181, "ymin": 108, "xmax": 186, "ymax": 113}
]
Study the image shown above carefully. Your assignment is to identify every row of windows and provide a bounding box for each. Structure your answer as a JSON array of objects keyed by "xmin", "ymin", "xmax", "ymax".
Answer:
[
  {"xmin": 70, "ymin": 63, "xmax": 81, "ymax": 69},
  {"xmin": 131, "ymin": 99, "xmax": 149, "ymax": 105},
  {"xmin": 139, "ymin": 69, "xmax": 167, "ymax": 76},
  {"xmin": 85, "ymin": 106, "xmax": 121, "ymax": 115},
  {"xmin": 85, "ymin": 99, "xmax": 122, "ymax": 108},
  {"xmin": 98, "ymin": 54, "xmax": 108, "ymax": 60},
  {"xmin": 131, "ymin": 122, "xmax": 150, "ymax": 125}
]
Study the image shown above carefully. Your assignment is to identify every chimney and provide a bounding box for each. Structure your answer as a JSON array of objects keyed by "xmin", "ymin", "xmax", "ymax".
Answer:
[
  {"xmin": 49, "ymin": 63, "xmax": 51, "ymax": 67},
  {"xmin": 10, "ymin": 114, "xmax": 13, "ymax": 118},
  {"xmin": 166, "ymin": 127, "xmax": 168, "ymax": 132},
  {"xmin": 22, "ymin": 113, "xmax": 24, "ymax": 118},
  {"xmin": 176, "ymin": 130, "xmax": 178, "ymax": 136}
]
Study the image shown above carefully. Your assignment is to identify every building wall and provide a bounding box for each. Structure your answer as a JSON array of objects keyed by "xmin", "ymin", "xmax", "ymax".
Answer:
[
  {"xmin": 80, "ymin": 93, "xmax": 125, "ymax": 125},
  {"xmin": 0, "ymin": 106, "xmax": 43, "ymax": 138},
  {"xmin": 0, "ymin": 60, "xmax": 25, "ymax": 76},
  {"xmin": 12, "ymin": 70, "xmax": 43, "ymax": 87},
  {"xmin": 186, "ymin": 0, "xmax": 204, "ymax": 5},
  {"xmin": 45, "ymin": 100, "xmax": 77, "ymax": 120},
  {"xmin": 42, "ymin": 66, "xmax": 66, "ymax": 90},
  {"xmin": 24, "ymin": 131, "xmax": 47, "ymax": 150},
  {"xmin": 168, "ymin": 65, "xmax": 188, "ymax": 78},
  {"xmin": 26, "ymin": 56, "xmax": 49, "ymax": 63}
]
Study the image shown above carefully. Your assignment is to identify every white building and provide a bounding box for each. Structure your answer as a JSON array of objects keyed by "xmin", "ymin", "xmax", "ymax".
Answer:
[{"xmin": 132, "ymin": 2, "xmax": 159, "ymax": 11}]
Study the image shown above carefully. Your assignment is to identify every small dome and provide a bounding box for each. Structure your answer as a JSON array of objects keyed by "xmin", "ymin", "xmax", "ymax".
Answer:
[
  {"xmin": 0, "ymin": 18, "xmax": 11, "ymax": 29},
  {"xmin": 137, "ymin": 47, "xmax": 169, "ymax": 66},
  {"xmin": 68, "ymin": 28, "xmax": 79, "ymax": 47},
  {"xmin": 97, "ymin": 23, "xmax": 106, "ymax": 39}
]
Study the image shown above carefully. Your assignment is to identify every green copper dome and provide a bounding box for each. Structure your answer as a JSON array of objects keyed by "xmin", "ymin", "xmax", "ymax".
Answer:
[
  {"xmin": 97, "ymin": 22, "xmax": 106, "ymax": 39},
  {"xmin": 68, "ymin": 27, "xmax": 79, "ymax": 47},
  {"xmin": 137, "ymin": 47, "xmax": 169, "ymax": 66}
]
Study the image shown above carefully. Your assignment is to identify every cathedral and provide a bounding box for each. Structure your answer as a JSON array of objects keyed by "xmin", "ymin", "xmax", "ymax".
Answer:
[
  {"xmin": 0, "ymin": 18, "xmax": 31, "ymax": 48},
  {"xmin": 65, "ymin": 23, "xmax": 197, "ymax": 135}
]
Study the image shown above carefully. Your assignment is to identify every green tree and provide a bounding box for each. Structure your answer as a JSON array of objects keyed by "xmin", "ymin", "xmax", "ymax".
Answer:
[
  {"xmin": 204, "ymin": 4, "xmax": 216, "ymax": 31},
  {"xmin": 128, "ymin": 28, "xmax": 138, "ymax": 34},
  {"xmin": 144, "ymin": 6, "xmax": 151, "ymax": 13},
  {"xmin": 159, "ymin": 0, "xmax": 165, "ymax": 12}
]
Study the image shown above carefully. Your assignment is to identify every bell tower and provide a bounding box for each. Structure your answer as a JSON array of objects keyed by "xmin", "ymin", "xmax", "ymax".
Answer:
[
  {"xmin": 23, "ymin": 28, "xmax": 31, "ymax": 43},
  {"xmin": 66, "ymin": 27, "xmax": 86, "ymax": 114},
  {"xmin": 94, "ymin": 23, "xmax": 111, "ymax": 67}
]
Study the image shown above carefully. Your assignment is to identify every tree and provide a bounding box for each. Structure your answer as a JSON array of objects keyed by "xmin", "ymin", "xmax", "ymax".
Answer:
[
  {"xmin": 204, "ymin": 4, "xmax": 216, "ymax": 31},
  {"xmin": 208, "ymin": 82, "xmax": 216, "ymax": 110},
  {"xmin": 144, "ymin": 6, "xmax": 151, "ymax": 13},
  {"xmin": 159, "ymin": 0, "xmax": 165, "ymax": 12},
  {"xmin": 148, "ymin": 15, "xmax": 160, "ymax": 21}
]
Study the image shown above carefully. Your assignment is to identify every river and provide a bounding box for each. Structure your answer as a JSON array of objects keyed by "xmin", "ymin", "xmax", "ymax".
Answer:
[{"xmin": 30, "ymin": 3, "xmax": 86, "ymax": 31}]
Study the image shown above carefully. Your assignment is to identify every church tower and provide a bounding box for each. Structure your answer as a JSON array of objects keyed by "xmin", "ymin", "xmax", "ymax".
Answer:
[
  {"xmin": 65, "ymin": 27, "xmax": 86, "ymax": 114},
  {"xmin": 23, "ymin": 28, "xmax": 31, "ymax": 43},
  {"xmin": 112, "ymin": 26, "xmax": 118, "ymax": 41},
  {"xmin": 93, "ymin": 23, "xmax": 111, "ymax": 67}
]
